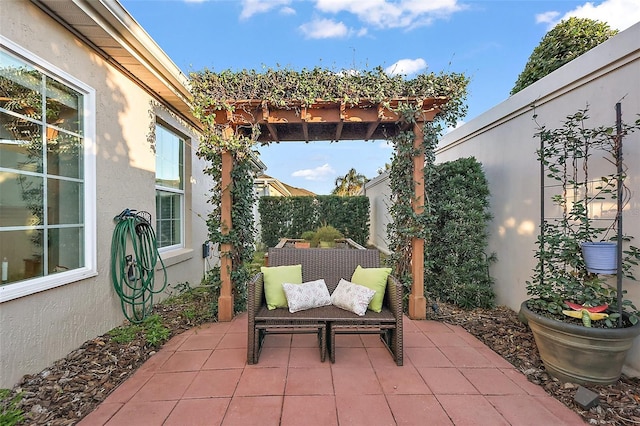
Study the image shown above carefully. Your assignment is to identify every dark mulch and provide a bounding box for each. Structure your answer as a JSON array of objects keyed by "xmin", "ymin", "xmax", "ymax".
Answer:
[{"xmin": 3, "ymin": 295, "xmax": 640, "ymax": 425}]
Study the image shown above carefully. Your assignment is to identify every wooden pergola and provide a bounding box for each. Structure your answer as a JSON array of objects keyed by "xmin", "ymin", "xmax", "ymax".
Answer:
[{"xmin": 213, "ymin": 97, "xmax": 448, "ymax": 321}]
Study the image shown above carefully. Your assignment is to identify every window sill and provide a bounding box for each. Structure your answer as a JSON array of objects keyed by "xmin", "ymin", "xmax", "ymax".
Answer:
[{"xmin": 159, "ymin": 248, "xmax": 194, "ymax": 268}]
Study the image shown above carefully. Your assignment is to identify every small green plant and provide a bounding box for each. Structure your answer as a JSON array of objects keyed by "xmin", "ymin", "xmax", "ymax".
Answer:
[
  {"xmin": 301, "ymin": 230, "xmax": 316, "ymax": 241},
  {"xmin": 108, "ymin": 324, "xmax": 142, "ymax": 344},
  {"xmin": 0, "ymin": 389, "xmax": 24, "ymax": 426},
  {"xmin": 313, "ymin": 225, "xmax": 343, "ymax": 247},
  {"xmin": 142, "ymin": 314, "xmax": 170, "ymax": 347}
]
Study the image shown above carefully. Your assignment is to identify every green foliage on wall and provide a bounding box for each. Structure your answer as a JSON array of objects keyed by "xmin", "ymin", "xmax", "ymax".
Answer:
[
  {"xmin": 258, "ymin": 195, "xmax": 369, "ymax": 247},
  {"xmin": 511, "ymin": 18, "xmax": 617, "ymax": 95},
  {"xmin": 426, "ymin": 157, "xmax": 496, "ymax": 309}
]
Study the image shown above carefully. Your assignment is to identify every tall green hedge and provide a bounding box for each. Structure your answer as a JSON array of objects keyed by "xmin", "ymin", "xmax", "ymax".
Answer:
[
  {"xmin": 426, "ymin": 157, "xmax": 496, "ymax": 309},
  {"xmin": 258, "ymin": 195, "xmax": 369, "ymax": 247}
]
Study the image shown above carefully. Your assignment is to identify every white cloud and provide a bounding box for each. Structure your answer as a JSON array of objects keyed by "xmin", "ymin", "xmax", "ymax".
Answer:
[
  {"xmin": 535, "ymin": 11, "xmax": 560, "ymax": 25},
  {"xmin": 539, "ymin": 0, "xmax": 640, "ymax": 31},
  {"xmin": 314, "ymin": 0, "xmax": 463, "ymax": 30},
  {"xmin": 292, "ymin": 163, "xmax": 336, "ymax": 180},
  {"xmin": 385, "ymin": 58, "xmax": 427, "ymax": 76},
  {"xmin": 240, "ymin": 0, "xmax": 292, "ymax": 20},
  {"xmin": 280, "ymin": 6, "xmax": 296, "ymax": 15},
  {"xmin": 379, "ymin": 141, "xmax": 393, "ymax": 149},
  {"xmin": 299, "ymin": 18, "xmax": 349, "ymax": 39}
]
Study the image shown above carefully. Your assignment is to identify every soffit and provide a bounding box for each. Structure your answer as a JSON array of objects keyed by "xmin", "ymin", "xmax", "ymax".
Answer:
[{"xmin": 30, "ymin": 0, "xmax": 201, "ymax": 130}]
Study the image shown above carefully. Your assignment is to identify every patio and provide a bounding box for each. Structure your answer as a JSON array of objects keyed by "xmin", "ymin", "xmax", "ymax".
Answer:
[{"xmin": 77, "ymin": 313, "xmax": 584, "ymax": 425}]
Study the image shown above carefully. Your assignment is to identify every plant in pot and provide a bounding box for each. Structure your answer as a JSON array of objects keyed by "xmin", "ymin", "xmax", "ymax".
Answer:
[
  {"xmin": 521, "ymin": 105, "xmax": 640, "ymax": 385},
  {"xmin": 312, "ymin": 225, "xmax": 343, "ymax": 248},
  {"xmin": 294, "ymin": 231, "xmax": 316, "ymax": 248}
]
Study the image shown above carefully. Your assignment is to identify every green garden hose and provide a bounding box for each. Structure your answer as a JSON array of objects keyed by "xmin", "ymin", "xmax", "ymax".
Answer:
[{"xmin": 111, "ymin": 210, "xmax": 167, "ymax": 323}]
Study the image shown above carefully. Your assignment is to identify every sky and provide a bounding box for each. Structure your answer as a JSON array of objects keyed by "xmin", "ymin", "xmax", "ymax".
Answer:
[{"xmin": 120, "ymin": 0, "xmax": 639, "ymax": 195}]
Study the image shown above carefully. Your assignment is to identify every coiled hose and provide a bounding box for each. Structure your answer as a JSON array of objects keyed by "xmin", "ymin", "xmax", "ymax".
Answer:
[{"xmin": 111, "ymin": 210, "xmax": 167, "ymax": 323}]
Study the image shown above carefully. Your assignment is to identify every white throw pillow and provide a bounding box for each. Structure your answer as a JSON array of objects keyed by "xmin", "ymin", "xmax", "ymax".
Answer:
[
  {"xmin": 330, "ymin": 278, "xmax": 376, "ymax": 316},
  {"xmin": 282, "ymin": 279, "xmax": 331, "ymax": 313}
]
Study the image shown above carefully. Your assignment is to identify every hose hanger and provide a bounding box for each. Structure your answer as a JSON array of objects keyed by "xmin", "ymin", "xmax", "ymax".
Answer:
[{"xmin": 111, "ymin": 209, "xmax": 167, "ymax": 323}]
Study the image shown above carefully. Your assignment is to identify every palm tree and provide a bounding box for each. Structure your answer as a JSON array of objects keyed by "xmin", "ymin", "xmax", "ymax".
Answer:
[{"xmin": 332, "ymin": 168, "xmax": 367, "ymax": 196}]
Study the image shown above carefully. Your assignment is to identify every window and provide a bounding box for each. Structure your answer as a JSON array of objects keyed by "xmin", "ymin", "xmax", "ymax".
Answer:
[
  {"xmin": 0, "ymin": 38, "xmax": 96, "ymax": 302},
  {"xmin": 155, "ymin": 123, "xmax": 184, "ymax": 250}
]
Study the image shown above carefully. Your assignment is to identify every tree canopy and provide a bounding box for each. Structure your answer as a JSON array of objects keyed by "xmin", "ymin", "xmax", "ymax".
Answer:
[
  {"xmin": 332, "ymin": 168, "xmax": 368, "ymax": 196},
  {"xmin": 511, "ymin": 17, "xmax": 618, "ymax": 95}
]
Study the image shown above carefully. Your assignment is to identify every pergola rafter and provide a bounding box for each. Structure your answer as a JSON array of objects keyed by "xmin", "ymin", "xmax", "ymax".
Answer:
[{"xmin": 213, "ymin": 97, "xmax": 448, "ymax": 322}]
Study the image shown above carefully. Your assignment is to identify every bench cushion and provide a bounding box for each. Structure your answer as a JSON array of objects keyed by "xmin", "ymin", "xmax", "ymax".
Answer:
[
  {"xmin": 262, "ymin": 264, "xmax": 302, "ymax": 309},
  {"xmin": 282, "ymin": 279, "xmax": 331, "ymax": 313},
  {"xmin": 330, "ymin": 278, "xmax": 376, "ymax": 316},
  {"xmin": 350, "ymin": 265, "xmax": 392, "ymax": 313}
]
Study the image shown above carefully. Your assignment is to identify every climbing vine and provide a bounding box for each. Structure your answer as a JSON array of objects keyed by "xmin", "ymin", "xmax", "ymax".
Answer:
[{"xmin": 190, "ymin": 66, "xmax": 469, "ymax": 311}]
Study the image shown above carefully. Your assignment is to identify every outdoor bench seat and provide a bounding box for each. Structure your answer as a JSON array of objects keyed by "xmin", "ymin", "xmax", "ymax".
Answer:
[{"xmin": 247, "ymin": 247, "xmax": 403, "ymax": 366}]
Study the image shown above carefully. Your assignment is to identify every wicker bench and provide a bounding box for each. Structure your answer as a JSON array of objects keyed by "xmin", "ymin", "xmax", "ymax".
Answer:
[{"xmin": 247, "ymin": 247, "xmax": 403, "ymax": 366}]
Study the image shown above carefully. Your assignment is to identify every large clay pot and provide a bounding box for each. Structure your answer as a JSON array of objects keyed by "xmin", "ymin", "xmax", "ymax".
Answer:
[{"xmin": 520, "ymin": 300, "xmax": 640, "ymax": 385}]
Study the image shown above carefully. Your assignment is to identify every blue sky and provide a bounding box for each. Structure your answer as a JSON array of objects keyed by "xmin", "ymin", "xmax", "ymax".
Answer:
[{"xmin": 120, "ymin": 0, "xmax": 638, "ymax": 194}]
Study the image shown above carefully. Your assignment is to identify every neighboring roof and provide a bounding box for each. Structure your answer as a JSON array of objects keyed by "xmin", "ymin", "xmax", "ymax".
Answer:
[
  {"xmin": 255, "ymin": 174, "xmax": 315, "ymax": 196},
  {"xmin": 30, "ymin": 0, "xmax": 201, "ymax": 130}
]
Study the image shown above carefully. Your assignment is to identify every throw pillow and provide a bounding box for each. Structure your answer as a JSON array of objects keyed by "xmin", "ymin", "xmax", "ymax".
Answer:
[
  {"xmin": 330, "ymin": 278, "xmax": 376, "ymax": 316},
  {"xmin": 261, "ymin": 264, "xmax": 302, "ymax": 309},
  {"xmin": 282, "ymin": 279, "xmax": 331, "ymax": 313},
  {"xmin": 350, "ymin": 265, "xmax": 392, "ymax": 313}
]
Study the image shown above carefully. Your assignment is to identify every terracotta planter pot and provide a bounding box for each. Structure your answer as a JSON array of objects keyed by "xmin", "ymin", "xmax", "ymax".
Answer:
[{"xmin": 520, "ymin": 300, "xmax": 640, "ymax": 385}]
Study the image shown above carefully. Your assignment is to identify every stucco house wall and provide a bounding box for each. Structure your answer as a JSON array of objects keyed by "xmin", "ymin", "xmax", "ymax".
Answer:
[
  {"xmin": 364, "ymin": 22, "xmax": 640, "ymax": 375},
  {"xmin": 0, "ymin": 1, "xmax": 212, "ymax": 387}
]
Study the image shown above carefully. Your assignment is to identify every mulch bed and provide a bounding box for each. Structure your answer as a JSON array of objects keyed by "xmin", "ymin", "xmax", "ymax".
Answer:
[{"xmin": 3, "ymin": 298, "xmax": 640, "ymax": 425}]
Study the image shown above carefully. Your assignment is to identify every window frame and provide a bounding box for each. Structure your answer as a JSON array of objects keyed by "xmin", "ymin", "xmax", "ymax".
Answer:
[
  {"xmin": 155, "ymin": 121, "xmax": 185, "ymax": 252},
  {"xmin": 0, "ymin": 36, "xmax": 97, "ymax": 303}
]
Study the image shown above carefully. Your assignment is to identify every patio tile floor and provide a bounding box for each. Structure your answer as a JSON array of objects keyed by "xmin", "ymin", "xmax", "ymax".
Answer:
[{"xmin": 78, "ymin": 313, "xmax": 586, "ymax": 425}]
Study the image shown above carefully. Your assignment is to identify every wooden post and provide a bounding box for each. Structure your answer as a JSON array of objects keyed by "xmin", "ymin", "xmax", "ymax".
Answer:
[
  {"xmin": 409, "ymin": 121, "xmax": 427, "ymax": 320},
  {"xmin": 218, "ymin": 149, "xmax": 234, "ymax": 321}
]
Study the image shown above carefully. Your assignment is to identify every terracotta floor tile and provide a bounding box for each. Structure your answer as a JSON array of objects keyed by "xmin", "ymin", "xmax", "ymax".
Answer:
[
  {"xmin": 235, "ymin": 367, "xmax": 287, "ymax": 396},
  {"xmin": 417, "ymin": 367, "xmax": 478, "ymax": 395},
  {"xmin": 331, "ymin": 367, "xmax": 382, "ymax": 395},
  {"xmin": 163, "ymin": 397, "xmax": 230, "ymax": 426},
  {"xmin": 202, "ymin": 348, "xmax": 246, "ymax": 369},
  {"xmin": 103, "ymin": 371, "xmax": 152, "ymax": 403},
  {"xmin": 162, "ymin": 333, "xmax": 190, "ymax": 351},
  {"xmin": 447, "ymin": 324, "xmax": 486, "ymax": 347},
  {"xmin": 402, "ymin": 317, "xmax": 421, "ymax": 332},
  {"xmin": 192, "ymin": 322, "xmax": 232, "ymax": 335},
  {"xmin": 386, "ymin": 394, "xmax": 453, "ymax": 426},
  {"xmin": 335, "ymin": 394, "xmax": 395, "ymax": 426},
  {"xmin": 331, "ymin": 347, "xmax": 371, "ymax": 368},
  {"xmin": 285, "ymin": 367, "xmax": 334, "ymax": 395},
  {"xmin": 487, "ymin": 394, "xmax": 583, "ymax": 426},
  {"xmin": 262, "ymin": 333, "xmax": 293, "ymax": 347},
  {"xmin": 437, "ymin": 394, "xmax": 510, "ymax": 426},
  {"xmin": 427, "ymin": 332, "xmax": 470, "ymax": 347},
  {"xmin": 177, "ymin": 333, "xmax": 223, "ymax": 351},
  {"xmin": 360, "ymin": 334, "xmax": 386, "ymax": 348},
  {"xmin": 281, "ymin": 395, "xmax": 338, "ymax": 426},
  {"xmin": 292, "ymin": 333, "xmax": 321, "ymax": 348},
  {"xmin": 160, "ymin": 349, "xmax": 211, "ymax": 372},
  {"xmin": 183, "ymin": 369, "xmax": 242, "ymax": 398},
  {"xmin": 222, "ymin": 396, "xmax": 282, "ymax": 426},
  {"xmin": 375, "ymin": 366, "xmax": 431, "ymax": 395},
  {"xmin": 104, "ymin": 400, "xmax": 176, "ymax": 426},
  {"xmin": 289, "ymin": 347, "xmax": 329, "ymax": 367},
  {"xmin": 501, "ymin": 368, "xmax": 549, "ymax": 396},
  {"xmin": 77, "ymin": 402, "xmax": 123, "ymax": 426},
  {"xmin": 439, "ymin": 345, "xmax": 494, "ymax": 368},
  {"xmin": 334, "ymin": 334, "xmax": 363, "ymax": 347},
  {"xmin": 404, "ymin": 331, "xmax": 435, "ymax": 347},
  {"xmin": 405, "ymin": 347, "xmax": 453, "ymax": 368},
  {"xmin": 216, "ymin": 332, "xmax": 247, "ymax": 349},
  {"xmin": 414, "ymin": 320, "xmax": 454, "ymax": 333},
  {"xmin": 475, "ymin": 345, "xmax": 516, "ymax": 369},
  {"xmin": 534, "ymin": 395, "xmax": 588, "ymax": 425},
  {"xmin": 461, "ymin": 368, "xmax": 526, "ymax": 395},
  {"xmin": 136, "ymin": 350, "xmax": 173, "ymax": 374},
  {"xmin": 130, "ymin": 371, "xmax": 197, "ymax": 402},
  {"xmin": 366, "ymin": 347, "xmax": 399, "ymax": 368},
  {"xmin": 250, "ymin": 346, "xmax": 290, "ymax": 367}
]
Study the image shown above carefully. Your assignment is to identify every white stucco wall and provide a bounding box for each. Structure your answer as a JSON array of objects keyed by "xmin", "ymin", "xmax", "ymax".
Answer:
[
  {"xmin": 364, "ymin": 22, "xmax": 640, "ymax": 376},
  {"xmin": 362, "ymin": 172, "xmax": 392, "ymax": 255},
  {"xmin": 0, "ymin": 2, "xmax": 212, "ymax": 387}
]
